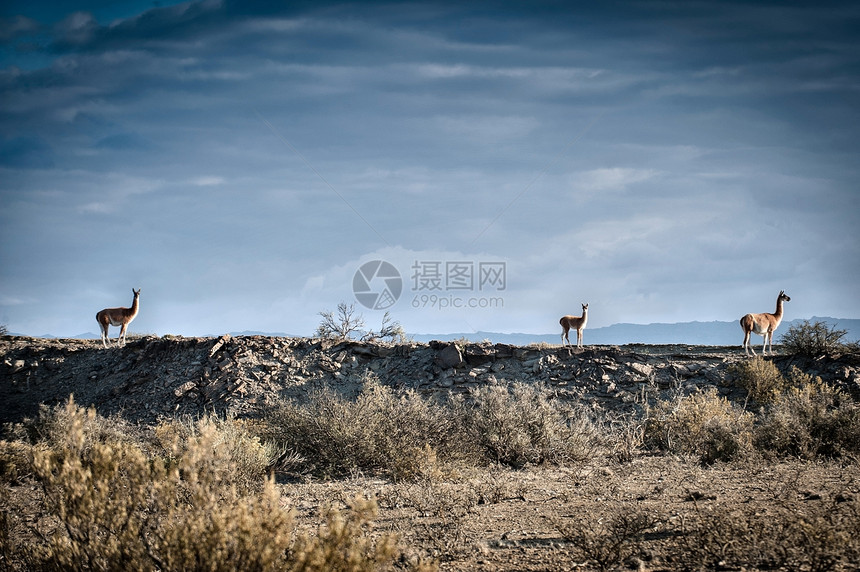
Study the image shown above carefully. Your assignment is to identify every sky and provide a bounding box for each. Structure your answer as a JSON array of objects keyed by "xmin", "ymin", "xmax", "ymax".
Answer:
[{"xmin": 1, "ymin": 0, "xmax": 859, "ymax": 338}]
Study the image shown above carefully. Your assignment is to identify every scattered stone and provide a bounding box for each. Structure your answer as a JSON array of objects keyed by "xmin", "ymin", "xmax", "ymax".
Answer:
[
  {"xmin": 685, "ymin": 491, "xmax": 717, "ymax": 502},
  {"xmin": 630, "ymin": 363, "xmax": 654, "ymax": 377},
  {"xmin": 1, "ymin": 336, "xmax": 857, "ymax": 428},
  {"xmin": 436, "ymin": 344, "xmax": 464, "ymax": 368},
  {"xmin": 209, "ymin": 334, "xmax": 231, "ymax": 358}
]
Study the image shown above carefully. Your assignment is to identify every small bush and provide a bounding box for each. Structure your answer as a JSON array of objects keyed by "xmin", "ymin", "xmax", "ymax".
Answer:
[
  {"xmin": 554, "ymin": 505, "xmax": 657, "ymax": 572},
  {"xmin": 154, "ymin": 413, "xmax": 277, "ymax": 495},
  {"xmin": 673, "ymin": 499, "xmax": 860, "ymax": 570},
  {"xmin": 266, "ymin": 381, "xmax": 469, "ymax": 479},
  {"xmin": 316, "ymin": 302, "xmax": 366, "ymax": 340},
  {"xmin": 459, "ymin": 383, "xmax": 600, "ymax": 468},
  {"xmin": 0, "ymin": 440, "xmax": 33, "ymax": 484},
  {"xmin": 644, "ymin": 388, "xmax": 754, "ymax": 464},
  {"xmin": 603, "ymin": 412, "xmax": 646, "ymax": 463},
  {"xmin": 755, "ymin": 375, "xmax": 860, "ymax": 459},
  {"xmin": 730, "ymin": 356, "xmax": 788, "ymax": 404},
  {"xmin": 7, "ymin": 398, "xmax": 423, "ymax": 571},
  {"xmin": 780, "ymin": 320, "xmax": 855, "ymax": 356},
  {"xmin": 16, "ymin": 395, "xmax": 149, "ymax": 456},
  {"xmin": 361, "ymin": 311, "xmax": 409, "ymax": 343},
  {"xmin": 289, "ymin": 496, "xmax": 403, "ymax": 572}
]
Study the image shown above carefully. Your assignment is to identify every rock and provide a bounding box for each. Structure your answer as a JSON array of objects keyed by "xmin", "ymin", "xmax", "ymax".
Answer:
[
  {"xmin": 630, "ymin": 363, "xmax": 654, "ymax": 377},
  {"xmin": 464, "ymin": 345, "xmax": 495, "ymax": 366},
  {"xmin": 209, "ymin": 334, "xmax": 231, "ymax": 358},
  {"xmin": 436, "ymin": 344, "xmax": 464, "ymax": 368},
  {"xmin": 2, "ymin": 335, "xmax": 857, "ymax": 427}
]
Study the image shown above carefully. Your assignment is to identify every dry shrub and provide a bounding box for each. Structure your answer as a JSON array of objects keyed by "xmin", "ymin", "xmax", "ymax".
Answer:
[
  {"xmin": 459, "ymin": 382, "xmax": 600, "ymax": 468},
  {"xmin": 730, "ymin": 356, "xmax": 788, "ymax": 404},
  {"xmin": 780, "ymin": 319, "xmax": 856, "ymax": 356},
  {"xmin": 644, "ymin": 388, "xmax": 754, "ymax": 464},
  {"xmin": 267, "ymin": 381, "xmax": 598, "ymax": 476},
  {"xmin": 266, "ymin": 382, "xmax": 467, "ymax": 480},
  {"xmin": 674, "ymin": 498, "xmax": 860, "ymax": 571},
  {"xmin": 6, "ymin": 398, "xmax": 425, "ymax": 572},
  {"xmin": 290, "ymin": 495, "xmax": 413, "ymax": 572},
  {"xmin": 12, "ymin": 395, "xmax": 149, "ymax": 457},
  {"xmin": 154, "ymin": 413, "xmax": 277, "ymax": 494},
  {"xmin": 554, "ymin": 505, "xmax": 658, "ymax": 571},
  {"xmin": 755, "ymin": 373, "xmax": 860, "ymax": 459},
  {"xmin": 603, "ymin": 411, "xmax": 646, "ymax": 463},
  {"xmin": 0, "ymin": 440, "xmax": 33, "ymax": 484}
]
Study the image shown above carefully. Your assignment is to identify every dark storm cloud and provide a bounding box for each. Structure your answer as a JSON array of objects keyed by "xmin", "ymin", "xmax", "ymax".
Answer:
[
  {"xmin": 0, "ymin": 135, "xmax": 54, "ymax": 168},
  {"xmin": 0, "ymin": 15, "xmax": 40, "ymax": 41}
]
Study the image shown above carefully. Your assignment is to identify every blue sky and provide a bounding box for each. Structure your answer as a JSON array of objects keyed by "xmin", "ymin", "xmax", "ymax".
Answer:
[{"xmin": 1, "ymin": 0, "xmax": 858, "ymax": 338}]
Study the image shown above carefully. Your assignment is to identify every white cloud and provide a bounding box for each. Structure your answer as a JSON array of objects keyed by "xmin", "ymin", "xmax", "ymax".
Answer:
[
  {"xmin": 191, "ymin": 176, "xmax": 225, "ymax": 186},
  {"xmin": 0, "ymin": 294, "xmax": 36, "ymax": 306},
  {"xmin": 78, "ymin": 201, "xmax": 114, "ymax": 214},
  {"xmin": 571, "ymin": 167, "xmax": 660, "ymax": 194},
  {"xmin": 434, "ymin": 114, "xmax": 539, "ymax": 141}
]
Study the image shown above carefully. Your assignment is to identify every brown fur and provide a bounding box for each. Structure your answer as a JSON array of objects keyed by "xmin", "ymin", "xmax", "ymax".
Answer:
[
  {"xmin": 96, "ymin": 288, "xmax": 140, "ymax": 348},
  {"xmin": 560, "ymin": 303, "xmax": 589, "ymax": 347},
  {"xmin": 740, "ymin": 290, "xmax": 790, "ymax": 356}
]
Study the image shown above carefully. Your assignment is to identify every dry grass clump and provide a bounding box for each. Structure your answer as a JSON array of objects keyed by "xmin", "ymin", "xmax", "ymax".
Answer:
[
  {"xmin": 1, "ymin": 397, "xmax": 427, "ymax": 572},
  {"xmin": 644, "ymin": 388, "xmax": 754, "ymax": 464},
  {"xmin": 726, "ymin": 359, "xmax": 860, "ymax": 460},
  {"xmin": 456, "ymin": 382, "xmax": 600, "ymax": 468},
  {"xmin": 0, "ymin": 440, "xmax": 33, "ymax": 485},
  {"xmin": 154, "ymin": 413, "xmax": 279, "ymax": 495},
  {"xmin": 553, "ymin": 505, "xmax": 658, "ymax": 571},
  {"xmin": 265, "ymin": 381, "xmax": 600, "ymax": 478},
  {"xmin": 780, "ymin": 319, "xmax": 858, "ymax": 356},
  {"xmin": 9, "ymin": 395, "xmax": 150, "ymax": 457},
  {"xmin": 730, "ymin": 356, "xmax": 789, "ymax": 404},
  {"xmin": 264, "ymin": 381, "xmax": 469, "ymax": 480},
  {"xmin": 602, "ymin": 411, "xmax": 646, "ymax": 463},
  {"xmin": 673, "ymin": 497, "xmax": 860, "ymax": 570},
  {"xmin": 754, "ymin": 371, "xmax": 860, "ymax": 460}
]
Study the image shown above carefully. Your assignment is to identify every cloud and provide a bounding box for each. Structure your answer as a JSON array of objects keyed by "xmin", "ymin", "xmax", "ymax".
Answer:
[
  {"xmin": 434, "ymin": 114, "xmax": 539, "ymax": 142},
  {"xmin": 53, "ymin": 11, "xmax": 98, "ymax": 46},
  {"xmin": 571, "ymin": 167, "xmax": 659, "ymax": 194},
  {"xmin": 0, "ymin": 136, "xmax": 54, "ymax": 168},
  {"xmin": 1, "ymin": 1, "xmax": 859, "ymax": 338},
  {"xmin": 191, "ymin": 176, "xmax": 225, "ymax": 186},
  {"xmin": 0, "ymin": 294, "xmax": 36, "ymax": 306},
  {"xmin": 94, "ymin": 132, "xmax": 153, "ymax": 150},
  {"xmin": 0, "ymin": 15, "xmax": 40, "ymax": 41},
  {"xmin": 44, "ymin": 0, "xmax": 225, "ymax": 52},
  {"xmin": 78, "ymin": 201, "xmax": 114, "ymax": 214}
]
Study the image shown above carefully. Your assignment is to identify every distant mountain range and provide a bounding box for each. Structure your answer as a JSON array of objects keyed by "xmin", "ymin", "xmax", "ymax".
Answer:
[
  {"xmin": 22, "ymin": 330, "xmax": 295, "ymax": 340},
  {"xmin": 410, "ymin": 317, "xmax": 860, "ymax": 346},
  {"xmin": 13, "ymin": 317, "xmax": 860, "ymax": 346}
]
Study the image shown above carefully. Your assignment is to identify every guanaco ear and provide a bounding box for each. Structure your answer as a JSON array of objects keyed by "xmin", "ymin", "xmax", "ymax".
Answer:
[{"xmin": 134, "ymin": 288, "xmax": 141, "ymax": 295}]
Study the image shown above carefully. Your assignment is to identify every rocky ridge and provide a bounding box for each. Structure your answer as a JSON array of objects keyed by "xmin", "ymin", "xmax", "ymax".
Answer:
[{"xmin": 2, "ymin": 335, "xmax": 859, "ymax": 426}]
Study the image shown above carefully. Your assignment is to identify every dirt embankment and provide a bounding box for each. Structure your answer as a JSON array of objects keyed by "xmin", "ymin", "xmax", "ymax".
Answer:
[{"xmin": 2, "ymin": 335, "xmax": 859, "ymax": 426}]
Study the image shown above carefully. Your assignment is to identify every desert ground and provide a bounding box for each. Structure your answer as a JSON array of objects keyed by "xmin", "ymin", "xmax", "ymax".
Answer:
[{"xmin": 2, "ymin": 335, "xmax": 859, "ymax": 570}]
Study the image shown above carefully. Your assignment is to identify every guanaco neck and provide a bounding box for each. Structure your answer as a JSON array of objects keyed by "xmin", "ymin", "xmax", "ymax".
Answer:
[
  {"xmin": 129, "ymin": 294, "xmax": 140, "ymax": 319},
  {"xmin": 773, "ymin": 296, "xmax": 784, "ymax": 320}
]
